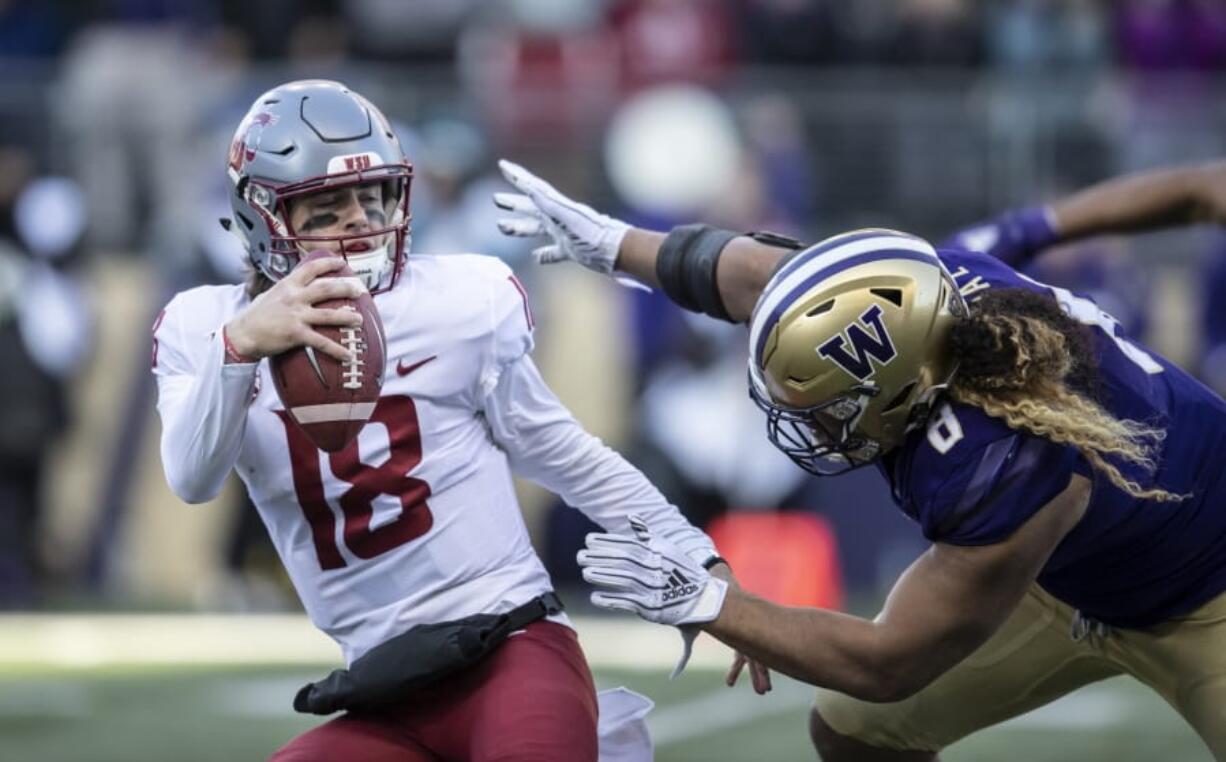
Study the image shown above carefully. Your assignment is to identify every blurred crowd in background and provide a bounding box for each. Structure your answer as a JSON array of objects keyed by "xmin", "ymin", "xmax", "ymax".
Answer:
[{"xmin": 3, "ymin": 0, "xmax": 1226, "ymax": 615}]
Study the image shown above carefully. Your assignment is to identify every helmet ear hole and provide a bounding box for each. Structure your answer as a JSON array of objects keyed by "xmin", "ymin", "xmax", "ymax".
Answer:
[
  {"xmin": 806, "ymin": 300, "xmax": 835, "ymax": 317},
  {"xmin": 869, "ymin": 288, "xmax": 903, "ymax": 307}
]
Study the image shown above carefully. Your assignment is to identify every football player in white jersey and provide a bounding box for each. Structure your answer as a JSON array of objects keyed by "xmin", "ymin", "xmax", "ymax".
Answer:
[{"xmin": 152, "ymin": 80, "xmax": 725, "ymax": 761}]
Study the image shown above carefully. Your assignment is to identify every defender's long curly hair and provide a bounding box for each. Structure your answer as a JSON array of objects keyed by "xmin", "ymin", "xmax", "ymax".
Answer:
[{"xmin": 947, "ymin": 288, "xmax": 1182, "ymax": 502}]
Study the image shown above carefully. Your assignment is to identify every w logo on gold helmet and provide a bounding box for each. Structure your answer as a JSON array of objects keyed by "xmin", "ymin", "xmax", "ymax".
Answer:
[
  {"xmin": 748, "ymin": 229, "xmax": 966, "ymax": 475},
  {"xmin": 815, "ymin": 304, "xmax": 897, "ymax": 380}
]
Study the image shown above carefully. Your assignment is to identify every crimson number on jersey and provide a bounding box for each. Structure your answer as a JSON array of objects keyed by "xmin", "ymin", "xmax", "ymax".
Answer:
[{"xmin": 278, "ymin": 395, "xmax": 433, "ymax": 570}]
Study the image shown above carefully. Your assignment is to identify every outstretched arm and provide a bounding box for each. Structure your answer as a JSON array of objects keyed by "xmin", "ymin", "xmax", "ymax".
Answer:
[
  {"xmin": 495, "ymin": 160, "xmax": 795, "ymax": 324},
  {"xmin": 1050, "ymin": 159, "xmax": 1226, "ymax": 239},
  {"xmin": 616, "ymin": 228, "xmax": 790, "ymax": 323},
  {"xmin": 581, "ymin": 473, "xmax": 1089, "ymax": 702},
  {"xmin": 946, "ymin": 160, "xmax": 1226, "ymax": 266},
  {"xmin": 709, "ymin": 473, "xmax": 1088, "ymax": 700}
]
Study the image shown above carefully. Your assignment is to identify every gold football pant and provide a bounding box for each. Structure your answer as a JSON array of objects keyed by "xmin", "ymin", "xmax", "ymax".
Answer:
[{"xmin": 815, "ymin": 584, "xmax": 1226, "ymax": 757}]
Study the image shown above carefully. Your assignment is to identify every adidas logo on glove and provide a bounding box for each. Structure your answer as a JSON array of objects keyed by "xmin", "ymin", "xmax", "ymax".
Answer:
[{"xmin": 662, "ymin": 569, "xmax": 699, "ymax": 602}]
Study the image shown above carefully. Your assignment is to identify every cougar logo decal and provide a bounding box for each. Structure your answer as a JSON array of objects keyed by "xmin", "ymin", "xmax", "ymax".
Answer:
[{"xmin": 227, "ymin": 111, "xmax": 279, "ymax": 173}]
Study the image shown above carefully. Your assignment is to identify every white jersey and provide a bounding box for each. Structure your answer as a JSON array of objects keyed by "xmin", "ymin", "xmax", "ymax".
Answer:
[{"xmin": 153, "ymin": 254, "xmax": 716, "ymax": 664}]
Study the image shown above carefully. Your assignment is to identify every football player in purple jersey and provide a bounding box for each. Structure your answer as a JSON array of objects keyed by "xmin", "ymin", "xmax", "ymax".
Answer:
[{"xmin": 497, "ymin": 159, "xmax": 1226, "ymax": 759}]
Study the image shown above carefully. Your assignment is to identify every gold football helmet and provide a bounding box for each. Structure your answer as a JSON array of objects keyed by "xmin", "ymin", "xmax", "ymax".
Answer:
[{"xmin": 748, "ymin": 229, "xmax": 967, "ymax": 474}]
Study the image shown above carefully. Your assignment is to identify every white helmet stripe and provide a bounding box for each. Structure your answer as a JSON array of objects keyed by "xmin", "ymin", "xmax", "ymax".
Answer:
[
  {"xmin": 749, "ymin": 233, "xmax": 938, "ymax": 364},
  {"xmin": 765, "ymin": 228, "xmax": 922, "ymax": 292}
]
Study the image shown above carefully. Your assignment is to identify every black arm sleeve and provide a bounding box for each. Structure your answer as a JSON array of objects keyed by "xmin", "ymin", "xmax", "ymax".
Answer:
[{"xmin": 655, "ymin": 225, "xmax": 805, "ymax": 323}]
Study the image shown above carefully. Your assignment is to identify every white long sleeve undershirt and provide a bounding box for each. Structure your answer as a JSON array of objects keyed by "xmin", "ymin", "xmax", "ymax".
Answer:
[{"xmin": 156, "ymin": 328, "xmax": 257, "ymax": 504}]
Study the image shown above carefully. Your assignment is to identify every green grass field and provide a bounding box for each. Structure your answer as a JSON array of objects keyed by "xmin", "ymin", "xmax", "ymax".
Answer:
[{"xmin": 0, "ymin": 664, "xmax": 1211, "ymax": 761}]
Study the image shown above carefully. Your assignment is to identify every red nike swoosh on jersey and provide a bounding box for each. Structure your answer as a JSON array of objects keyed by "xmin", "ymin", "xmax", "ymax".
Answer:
[{"xmin": 397, "ymin": 355, "xmax": 438, "ymax": 377}]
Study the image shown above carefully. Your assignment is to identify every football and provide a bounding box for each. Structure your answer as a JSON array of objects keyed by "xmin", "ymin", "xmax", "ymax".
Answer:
[{"xmin": 270, "ymin": 251, "xmax": 386, "ymax": 452}]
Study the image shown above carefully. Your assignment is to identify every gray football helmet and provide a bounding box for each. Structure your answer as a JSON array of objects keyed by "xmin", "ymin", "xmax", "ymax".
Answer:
[{"xmin": 225, "ymin": 80, "xmax": 412, "ymax": 291}]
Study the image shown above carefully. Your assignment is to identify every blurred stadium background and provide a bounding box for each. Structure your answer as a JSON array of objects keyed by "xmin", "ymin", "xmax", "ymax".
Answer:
[{"xmin": 0, "ymin": 0, "xmax": 1223, "ymax": 759}]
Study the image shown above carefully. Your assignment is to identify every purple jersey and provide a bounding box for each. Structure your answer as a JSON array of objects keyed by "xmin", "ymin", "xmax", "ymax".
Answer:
[{"xmin": 879, "ymin": 248, "xmax": 1226, "ymax": 628}]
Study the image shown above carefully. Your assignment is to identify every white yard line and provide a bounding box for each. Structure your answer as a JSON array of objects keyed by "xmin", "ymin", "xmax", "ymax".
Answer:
[
  {"xmin": 0, "ymin": 613, "xmax": 736, "ymax": 671},
  {"xmin": 0, "ymin": 614, "xmax": 1160, "ymax": 742},
  {"xmin": 0, "ymin": 614, "xmax": 339, "ymax": 668}
]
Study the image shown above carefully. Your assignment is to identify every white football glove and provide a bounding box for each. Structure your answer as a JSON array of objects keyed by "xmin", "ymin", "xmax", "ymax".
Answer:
[
  {"xmin": 578, "ymin": 515, "xmax": 728, "ymax": 678},
  {"xmin": 494, "ymin": 159, "xmax": 632, "ymax": 276}
]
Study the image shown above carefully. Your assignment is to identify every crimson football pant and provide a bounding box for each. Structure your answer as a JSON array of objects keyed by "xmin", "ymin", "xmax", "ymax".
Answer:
[{"xmin": 269, "ymin": 621, "xmax": 598, "ymax": 762}]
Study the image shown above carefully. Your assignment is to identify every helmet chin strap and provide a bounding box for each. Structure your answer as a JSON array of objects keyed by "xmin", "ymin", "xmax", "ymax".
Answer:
[
  {"xmin": 346, "ymin": 243, "xmax": 393, "ymax": 290},
  {"xmin": 291, "ymin": 232, "xmax": 396, "ymax": 291}
]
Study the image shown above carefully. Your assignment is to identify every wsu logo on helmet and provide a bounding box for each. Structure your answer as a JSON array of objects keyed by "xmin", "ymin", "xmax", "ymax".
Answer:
[{"xmin": 817, "ymin": 304, "xmax": 897, "ymax": 380}]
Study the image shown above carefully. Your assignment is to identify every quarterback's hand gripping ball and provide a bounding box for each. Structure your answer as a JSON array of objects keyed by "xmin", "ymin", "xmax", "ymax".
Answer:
[
  {"xmin": 494, "ymin": 159, "xmax": 630, "ymax": 275},
  {"xmin": 270, "ymin": 250, "xmax": 387, "ymax": 452}
]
